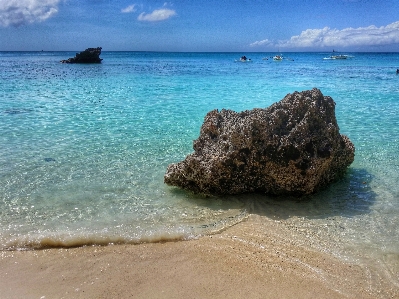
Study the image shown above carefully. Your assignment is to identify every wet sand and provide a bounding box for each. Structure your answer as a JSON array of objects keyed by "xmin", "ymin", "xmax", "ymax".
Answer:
[{"xmin": 1, "ymin": 214, "xmax": 397, "ymax": 299}]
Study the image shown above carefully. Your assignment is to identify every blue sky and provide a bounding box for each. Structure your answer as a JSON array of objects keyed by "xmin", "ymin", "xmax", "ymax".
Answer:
[{"xmin": 1, "ymin": 0, "xmax": 398, "ymax": 52}]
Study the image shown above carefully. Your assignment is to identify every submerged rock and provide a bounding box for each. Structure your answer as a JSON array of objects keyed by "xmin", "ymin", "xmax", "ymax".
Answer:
[
  {"xmin": 164, "ymin": 88, "xmax": 355, "ymax": 196},
  {"xmin": 60, "ymin": 47, "xmax": 103, "ymax": 63}
]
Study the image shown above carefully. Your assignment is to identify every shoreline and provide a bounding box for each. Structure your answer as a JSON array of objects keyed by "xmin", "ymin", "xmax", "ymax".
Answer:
[{"xmin": 1, "ymin": 214, "xmax": 397, "ymax": 299}]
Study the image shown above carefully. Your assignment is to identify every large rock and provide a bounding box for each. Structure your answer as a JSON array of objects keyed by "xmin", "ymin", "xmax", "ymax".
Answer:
[
  {"xmin": 60, "ymin": 47, "xmax": 103, "ymax": 63},
  {"xmin": 164, "ymin": 88, "xmax": 355, "ymax": 196}
]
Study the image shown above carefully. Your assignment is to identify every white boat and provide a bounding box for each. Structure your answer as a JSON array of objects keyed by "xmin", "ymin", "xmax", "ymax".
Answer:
[
  {"xmin": 273, "ymin": 55, "xmax": 283, "ymax": 61},
  {"xmin": 324, "ymin": 54, "xmax": 348, "ymax": 60},
  {"xmin": 332, "ymin": 55, "xmax": 348, "ymax": 59},
  {"xmin": 323, "ymin": 51, "xmax": 349, "ymax": 60}
]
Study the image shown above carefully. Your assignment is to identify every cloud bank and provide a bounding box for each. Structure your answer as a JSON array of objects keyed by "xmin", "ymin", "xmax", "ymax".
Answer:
[
  {"xmin": 0, "ymin": 0, "xmax": 61, "ymax": 27},
  {"xmin": 138, "ymin": 8, "xmax": 176, "ymax": 22},
  {"xmin": 251, "ymin": 21, "xmax": 399, "ymax": 49}
]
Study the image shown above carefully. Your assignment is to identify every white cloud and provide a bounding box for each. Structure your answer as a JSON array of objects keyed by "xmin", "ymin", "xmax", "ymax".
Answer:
[
  {"xmin": 251, "ymin": 21, "xmax": 399, "ymax": 49},
  {"xmin": 0, "ymin": 0, "xmax": 61, "ymax": 27},
  {"xmin": 249, "ymin": 39, "xmax": 272, "ymax": 47},
  {"xmin": 138, "ymin": 8, "xmax": 176, "ymax": 22},
  {"xmin": 121, "ymin": 4, "xmax": 137, "ymax": 14}
]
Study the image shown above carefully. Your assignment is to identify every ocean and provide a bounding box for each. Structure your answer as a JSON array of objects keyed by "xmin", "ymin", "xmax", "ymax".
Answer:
[{"xmin": 1, "ymin": 51, "xmax": 398, "ymax": 283}]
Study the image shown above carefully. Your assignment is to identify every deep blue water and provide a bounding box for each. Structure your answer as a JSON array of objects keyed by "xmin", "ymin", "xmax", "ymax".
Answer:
[{"xmin": 1, "ymin": 52, "xmax": 398, "ymax": 278}]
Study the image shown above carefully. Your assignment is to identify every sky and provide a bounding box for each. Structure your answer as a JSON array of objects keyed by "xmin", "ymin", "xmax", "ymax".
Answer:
[{"xmin": 0, "ymin": 0, "xmax": 398, "ymax": 52}]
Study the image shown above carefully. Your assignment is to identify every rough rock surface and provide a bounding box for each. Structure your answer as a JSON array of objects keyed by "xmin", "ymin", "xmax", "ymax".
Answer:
[
  {"xmin": 164, "ymin": 88, "xmax": 355, "ymax": 196},
  {"xmin": 60, "ymin": 47, "xmax": 103, "ymax": 63}
]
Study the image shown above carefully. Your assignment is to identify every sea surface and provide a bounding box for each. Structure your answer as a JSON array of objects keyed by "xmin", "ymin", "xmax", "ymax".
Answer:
[{"xmin": 1, "ymin": 51, "xmax": 399, "ymax": 283}]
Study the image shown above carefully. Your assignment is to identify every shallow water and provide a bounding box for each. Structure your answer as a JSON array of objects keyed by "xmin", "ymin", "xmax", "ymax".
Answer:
[{"xmin": 1, "ymin": 52, "xmax": 398, "ymax": 281}]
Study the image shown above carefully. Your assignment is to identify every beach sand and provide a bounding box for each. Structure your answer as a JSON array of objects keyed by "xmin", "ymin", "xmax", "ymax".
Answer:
[{"xmin": 1, "ymin": 214, "xmax": 397, "ymax": 299}]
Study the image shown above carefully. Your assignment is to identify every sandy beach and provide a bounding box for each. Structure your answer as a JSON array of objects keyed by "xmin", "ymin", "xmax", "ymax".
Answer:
[{"xmin": 1, "ymin": 214, "xmax": 397, "ymax": 299}]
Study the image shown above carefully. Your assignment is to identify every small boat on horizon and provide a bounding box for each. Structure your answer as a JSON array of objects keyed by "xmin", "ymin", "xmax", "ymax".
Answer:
[
  {"xmin": 324, "ymin": 54, "xmax": 349, "ymax": 60},
  {"xmin": 324, "ymin": 50, "xmax": 351, "ymax": 60},
  {"xmin": 271, "ymin": 53, "xmax": 294, "ymax": 61},
  {"xmin": 236, "ymin": 55, "xmax": 252, "ymax": 62},
  {"xmin": 273, "ymin": 55, "xmax": 283, "ymax": 61}
]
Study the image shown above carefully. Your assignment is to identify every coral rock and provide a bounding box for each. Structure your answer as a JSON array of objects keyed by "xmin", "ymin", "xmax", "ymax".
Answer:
[
  {"xmin": 60, "ymin": 47, "xmax": 103, "ymax": 64},
  {"xmin": 164, "ymin": 88, "xmax": 355, "ymax": 196}
]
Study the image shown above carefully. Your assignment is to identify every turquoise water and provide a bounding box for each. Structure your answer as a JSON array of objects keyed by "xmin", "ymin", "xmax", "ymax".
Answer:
[{"xmin": 1, "ymin": 52, "xmax": 399, "ymax": 271}]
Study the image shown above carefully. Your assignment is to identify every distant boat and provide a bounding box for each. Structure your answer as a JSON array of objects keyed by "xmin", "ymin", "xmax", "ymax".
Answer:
[
  {"xmin": 331, "ymin": 55, "xmax": 348, "ymax": 59},
  {"xmin": 271, "ymin": 54, "xmax": 294, "ymax": 61},
  {"xmin": 324, "ymin": 51, "xmax": 350, "ymax": 60},
  {"xmin": 273, "ymin": 55, "xmax": 283, "ymax": 61},
  {"xmin": 236, "ymin": 56, "xmax": 252, "ymax": 62},
  {"xmin": 245, "ymin": 54, "xmax": 294, "ymax": 62}
]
